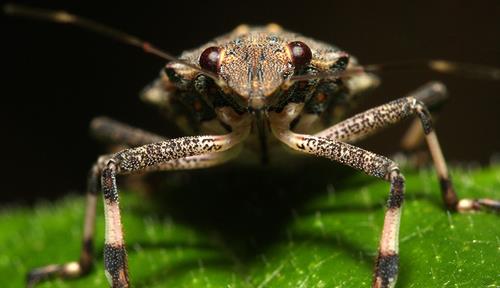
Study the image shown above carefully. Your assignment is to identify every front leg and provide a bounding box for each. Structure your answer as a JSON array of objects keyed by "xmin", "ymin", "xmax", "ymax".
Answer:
[
  {"xmin": 270, "ymin": 106, "xmax": 404, "ymax": 288},
  {"xmin": 101, "ymin": 123, "xmax": 250, "ymax": 287},
  {"xmin": 27, "ymin": 150, "xmax": 242, "ymax": 288},
  {"xmin": 27, "ymin": 108, "xmax": 250, "ymax": 288}
]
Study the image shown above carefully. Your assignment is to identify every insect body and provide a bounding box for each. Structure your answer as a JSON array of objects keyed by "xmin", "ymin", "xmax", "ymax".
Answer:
[
  {"xmin": 7, "ymin": 5, "xmax": 499, "ymax": 288},
  {"xmin": 141, "ymin": 24, "xmax": 375, "ymax": 165}
]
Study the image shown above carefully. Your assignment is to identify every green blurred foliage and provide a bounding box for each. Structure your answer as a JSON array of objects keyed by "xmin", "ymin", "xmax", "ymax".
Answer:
[{"xmin": 1, "ymin": 164, "xmax": 498, "ymax": 287}]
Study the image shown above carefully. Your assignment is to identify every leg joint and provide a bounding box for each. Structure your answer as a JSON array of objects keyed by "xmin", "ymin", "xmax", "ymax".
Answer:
[
  {"xmin": 88, "ymin": 155, "xmax": 114, "ymax": 196},
  {"xmin": 388, "ymin": 168, "xmax": 405, "ymax": 209},
  {"xmin": 375, "ymin": 252, "xmax": 399, "ymax": 288},
  {"xmin": 101, "ymin": 160, "xmax": 118, "ymax": 202},
  {"xmin": 103, "ymin": 244, "xmax": 128, "ymax": 287},
  {"xmin": 409, "ymin": 99, "xmax": 434, "ymax": 135}
]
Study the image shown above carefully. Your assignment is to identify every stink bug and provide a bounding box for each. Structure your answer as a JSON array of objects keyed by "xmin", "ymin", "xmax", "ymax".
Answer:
[{"xmin": 5, "ymin": 4, "xmax": 499, "ymax": 288}]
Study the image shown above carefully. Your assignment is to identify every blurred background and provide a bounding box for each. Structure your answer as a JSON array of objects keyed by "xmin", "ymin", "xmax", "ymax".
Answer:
[{"xmin": 3, "ymin": 0, "xmax": 500, "ymax": 203}]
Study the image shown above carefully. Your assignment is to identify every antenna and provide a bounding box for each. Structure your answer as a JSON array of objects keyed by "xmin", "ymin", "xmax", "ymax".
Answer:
[
  {"xmin": 4, "ymin": 4, "xmax": 222, "ymax": 82},
  {"xmin": 288, "ymin": 59, "xmax": 500, "ymax": 83},
  {"xmin": 365, "ymin": 59, "xmax": 500, "ymax": 80}
]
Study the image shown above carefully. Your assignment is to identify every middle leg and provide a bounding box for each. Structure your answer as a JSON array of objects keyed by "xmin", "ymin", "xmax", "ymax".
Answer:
[{"xmin": 314, "ymin": 83, "xmax": 499, "ymax": 211}]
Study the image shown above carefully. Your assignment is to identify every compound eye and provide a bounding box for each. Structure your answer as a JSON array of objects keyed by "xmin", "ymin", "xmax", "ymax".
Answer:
[
  {"xmin": 287, "ymin": 41, "xmax": 312, "ymax": 68},
  {"xmin": 199, "ymin": 46, "xmax": 222, "ymax": 73}
]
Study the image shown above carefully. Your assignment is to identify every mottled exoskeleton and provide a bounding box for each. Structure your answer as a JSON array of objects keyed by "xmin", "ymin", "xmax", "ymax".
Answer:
[{"xmin": 6, "ymin": 5, "xmax": 499, "ymax": 288}]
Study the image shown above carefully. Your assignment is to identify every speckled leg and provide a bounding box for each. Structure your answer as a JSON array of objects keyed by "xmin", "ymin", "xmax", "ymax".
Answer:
[
  {"xmin": 26, "ymin": 120, "xmax": 166, "ymax": 287},
  {"xmin": 89, "ymin": 116, "xmax": 244, "ymax": 171},
  {"xmin": 100, "ymin": 123, "xmax": 249, "ymax": 287},
  {"xmin": 315, "ymin": 82, "xmax": 499, "ymax": 212},
  {"xmin": 270, "ymin": 105, "xmax": 405, "ymax": 288},
  {"xmin": 27, "ymin": 118, "xmax": 246, "ymax": 288}
]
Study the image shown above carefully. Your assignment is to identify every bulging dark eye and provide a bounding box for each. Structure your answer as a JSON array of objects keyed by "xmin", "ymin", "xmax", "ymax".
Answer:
[
  {"xmin": 287, "ymin": 41, "xmax": 312, "ymax": 68},
  {"xmin": 199, "ymin": 46, "xmax": 222, "ymax": 73}
]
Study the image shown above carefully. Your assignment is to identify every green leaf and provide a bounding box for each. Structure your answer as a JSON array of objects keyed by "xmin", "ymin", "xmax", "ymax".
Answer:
[{"xmin": 0, "ymin": 164, "xmax": 498, "ymax": 288}]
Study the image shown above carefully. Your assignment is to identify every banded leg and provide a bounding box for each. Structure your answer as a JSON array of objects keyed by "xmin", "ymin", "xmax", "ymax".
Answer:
[
  {"xmin": 101, "ymin": 121, "xmax": 249, "ymax": 287},
  {"xmin": 26, "ymin": 148, "xmax": 241, "ymax": 287},
  {"xmin": 27, "ymin": 118, "xmax": 167, "ymax": 286},
  {"xmin": 270, "ymin": 105, "xmax": 405, "ymax": 288},
  {"xmin": 315, "ymin": 82, "xmax": 499, "ymax": 212},
  {"xmin": 27, "ymin": 114, "xmax": 247, "ymax": 287}
]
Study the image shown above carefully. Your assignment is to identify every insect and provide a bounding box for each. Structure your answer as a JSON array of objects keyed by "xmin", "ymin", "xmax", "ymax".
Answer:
[{"xmin": 6, "ymin": 4, "xmax": 500, "ymax": 288}]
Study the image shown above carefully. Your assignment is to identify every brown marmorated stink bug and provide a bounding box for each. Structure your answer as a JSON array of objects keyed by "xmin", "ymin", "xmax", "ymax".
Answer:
[{"xmin": 5, "ymin": 4, "xmax": 500, "ymax": 288}]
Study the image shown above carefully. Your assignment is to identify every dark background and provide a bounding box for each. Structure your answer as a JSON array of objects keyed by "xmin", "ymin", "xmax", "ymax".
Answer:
[{"xmin": 3, "ymin": 0, "xmax": 500, "ymax": 203}]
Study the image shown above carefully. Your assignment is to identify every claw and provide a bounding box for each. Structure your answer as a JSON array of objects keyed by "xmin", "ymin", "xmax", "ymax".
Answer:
[
  {"xmin": 478, "ymin": 198, "xmax": 500, "ymax": 211},
  {"xmin": 26, "ymin": 261, "xmax": 83, "ymax": 288},
  {"xmin": 27, "ymin": 264, "xmax": 61, "ymax": 288},
  {"xmin": 457, "ymin": 198, "xmax": 500, "ymax": 212}
]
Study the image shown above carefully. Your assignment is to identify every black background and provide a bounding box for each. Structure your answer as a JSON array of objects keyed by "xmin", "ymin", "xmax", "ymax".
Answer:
[{"xmin": 3, "ymin": 0, "xmax": 500, "ymax": 203}]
